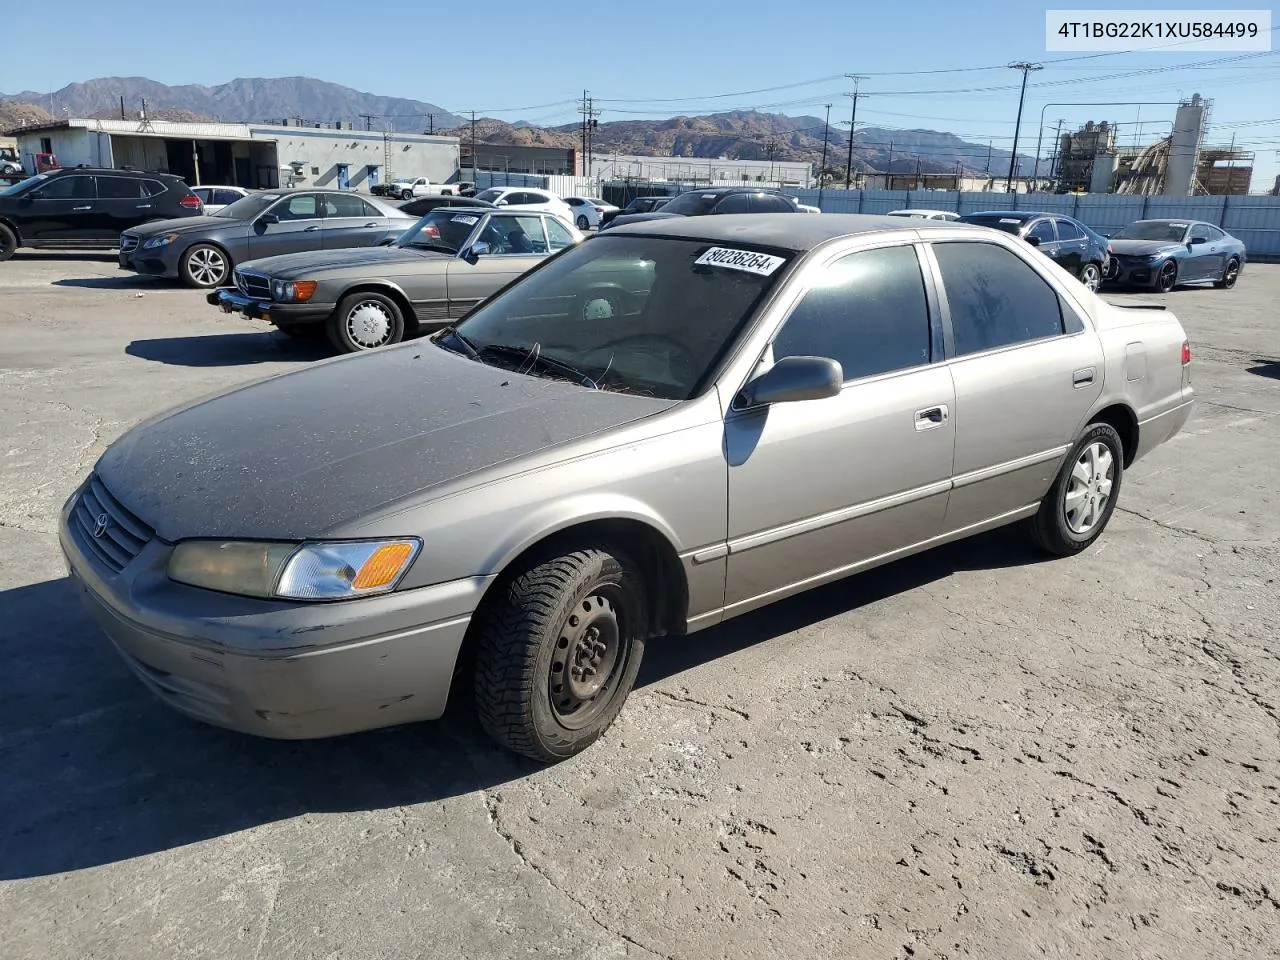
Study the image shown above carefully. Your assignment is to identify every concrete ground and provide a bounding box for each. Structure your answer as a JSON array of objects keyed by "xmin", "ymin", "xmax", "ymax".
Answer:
[{"xmin": 1, "ymin": 251, "xmax": 1277, "ymax": 960}]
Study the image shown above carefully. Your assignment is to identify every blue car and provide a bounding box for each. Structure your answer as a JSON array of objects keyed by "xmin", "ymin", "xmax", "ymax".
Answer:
[{"xmin": 1105, "ymin": 219, "xmax": 1246, "ymax": 292}]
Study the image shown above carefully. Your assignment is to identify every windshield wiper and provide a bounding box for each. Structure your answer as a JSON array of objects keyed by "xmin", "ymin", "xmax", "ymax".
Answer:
[
  {"xmin": 433, "ymin": 325, "xmax": 480, "ymax": 359},
  {"xmin": 475, "ymin": 343, "xmax": 600, "ymax": 388}
]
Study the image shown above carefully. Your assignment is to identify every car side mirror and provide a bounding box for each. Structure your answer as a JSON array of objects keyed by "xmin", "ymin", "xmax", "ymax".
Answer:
[
  {"xmin": 1188, "ymin": 236, "xmax": 1206, "ymax": 246},
  {"xmin": 462, "ymin": 240, "xmax": 491, "ymax": 263},
  {"xmin": 737, "ymin": 356, "xmax": 843, "ymax": 408},
  {"xmin": 258, "ymin": 212, "xmax": 279, "ymax": 225},
  {"xmin": 1024, "ymin": 235, "xmax": 1042, "ymax": 247}
]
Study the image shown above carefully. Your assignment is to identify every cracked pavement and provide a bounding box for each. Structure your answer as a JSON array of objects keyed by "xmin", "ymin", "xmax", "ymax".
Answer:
[{"xmin": 1, "ymin": 253, "xmax": 1277, "ymax": 959}]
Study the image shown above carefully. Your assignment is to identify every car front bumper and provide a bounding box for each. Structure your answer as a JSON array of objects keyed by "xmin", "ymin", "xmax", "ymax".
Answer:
[
  {"xmin": 207, "ymin": 288, "xmax": 332, "ymax": 326},
  {"xmin": 119, "ymin": 243, "xmax": 181, "ymax": 279},
  {"xmin": 1104, "ymin": 256, "xmax": 1165, "ymax": 287},
  {"xmin": 59, "ymin": 480, "xmax": 487, "ymax": 740}
]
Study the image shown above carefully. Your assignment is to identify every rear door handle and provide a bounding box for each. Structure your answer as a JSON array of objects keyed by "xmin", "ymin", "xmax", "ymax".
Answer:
[
  {"xmin": 73, "ymin": 205, "xmax": 92, "ymax": 211},
  {"xmin": 914, "ymin": 404, "xmax": 949, "ymax": 431},
  {"xmin": 135, "ymin": 204, "xmax": 151, "ymax": 209},
  {"xmin": 304, "ymin": 225, "xmax": 320, "ymax": 232},
  {"xmin": 1073, "ymin": 367, "xmax": 1096, "ymax": 387},
  {"xmin": 363, "ymin": 222, "xmax": 379, "ymax": 228}
]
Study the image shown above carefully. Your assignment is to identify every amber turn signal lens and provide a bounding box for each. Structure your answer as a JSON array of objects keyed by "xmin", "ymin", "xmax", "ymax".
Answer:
[
  {"xmin": 293, "ymin": 280, "xmax": 318, "ymax": 302},
  {"xmin": 352, "ymin": 541, "xmax": 415, "ymax": 589}
]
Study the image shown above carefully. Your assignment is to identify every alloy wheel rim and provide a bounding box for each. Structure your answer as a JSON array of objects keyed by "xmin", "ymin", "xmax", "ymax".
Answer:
[
  {"xmin": 548, "ymin": 592, "xmax": 624, "ymax": 729},
  {"xmin": 1081, "ymin": 265, "xmax": 1100, "ymax": 291},
  {"xmin": 189, "ymin": 248, "xmax": 226, "ymax": 285},
  {"xmin": 1159, "ymin": 262, "xmax": 1176, "ymax": 291},
  {"xmin": 1225, "ymin": 261, "xmax": 1239, "ymax": 285},
  {"xmin": 1064, "ymin": 441, "xmax": 1114, "ymax": 535},
  {"xmin": 345, "ymin": 301, "xmax": 393, "ymax": 348}
]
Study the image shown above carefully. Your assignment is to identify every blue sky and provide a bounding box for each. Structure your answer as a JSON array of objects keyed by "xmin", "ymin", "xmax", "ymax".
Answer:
[{"xmin": 3, "ymin": 0, "xmax": 1277, "ymax": 189}]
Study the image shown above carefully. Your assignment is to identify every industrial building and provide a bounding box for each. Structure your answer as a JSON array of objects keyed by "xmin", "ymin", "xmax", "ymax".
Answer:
[
  {"xmin": 7, "ymin": 117, "xmax": 460, "ymax": 192},
  {"xmin": 587, "ymin": 152, "xmax": 812, "ymax": 187},
  {"xmin": 460, "ymin": 142, "xmax": 578, "ymax": 176}
]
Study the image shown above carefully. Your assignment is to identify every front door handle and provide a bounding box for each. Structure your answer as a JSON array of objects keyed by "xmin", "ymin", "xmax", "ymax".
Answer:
[
  {"xmin": 72, "ymin": 205, "xmax": 92, "ymax": 211},
  {"xmin": 914, "ymin": 404, "xmax": 949, "ymax": 431},
  {"xmin": 363, "ymin": 222, "xmax": 379, "ymax": 228},
  {"xmin": 1073, "ymin": 367, "xmax": 1096, "ymax": 387},
  {"xmin": 135, "ymin": 204, "xmax": 152, "ymax": 209},
  {"xmin": 304, "ymin": 225, "xmax": 320, "ymax": 232}
]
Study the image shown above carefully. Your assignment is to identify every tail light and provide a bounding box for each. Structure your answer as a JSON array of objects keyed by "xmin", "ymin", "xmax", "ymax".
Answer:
[
  {"xmin": 179, "ymin": 194, "xmax": 202, "ymax": 210},
  {"xmin": 424, "ymin": 224, "xmax": 441, "ymax": 239},
  {"xmin": 594, "ymin": 207, "xmax": 605, "ymax": 213},
  {"xmin": 1181, "ymin": 340, "xmax": 1191, "ymax": 365}
]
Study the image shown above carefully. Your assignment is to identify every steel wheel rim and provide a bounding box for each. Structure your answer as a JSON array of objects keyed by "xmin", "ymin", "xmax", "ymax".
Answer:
[
  {"xmin": 1158, "ymin": 262, "xmax": 1176, "ymax": 291},
  {"xmin": 1064, "ymin": 441, "xmax": 1114, "ymax": 535},
  {"xmin": 1224, "ymin": 260, "xmax": 1239, "ymax": 286},
  {"xmin": 548, "ymin": 590, "xmax": 626, "ymax": 729},
  {"xmin": 1081, "ymin": 264, "xmax": 1100, "ymax": 291},
  {"xmin": 576, "ymin": 215, "xmax": 589, "ymax": 230},
  {"xmin": 189, "ymin": 248, "xmax": 225, "ymax": 286},
  {"xmin": 345, "ymin": 300, "xmax": 393, "ymax": 349}
]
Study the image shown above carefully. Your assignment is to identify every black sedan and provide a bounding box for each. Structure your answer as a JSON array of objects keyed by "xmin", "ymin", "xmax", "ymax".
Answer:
[
  {"xmin": 1104, "ymin": 219, "xmax": 1246, "ymax": 292},
  {"xmin": 396, "ymin": 195, "xmax": 495, "ymax": 218},
  {"xmin": 958, "ymin": 211, "xmax": 1110, "ymax": 292},
  {"xmin": 600, "ymin": 187, "xmax": 799, "ymax": 232}
]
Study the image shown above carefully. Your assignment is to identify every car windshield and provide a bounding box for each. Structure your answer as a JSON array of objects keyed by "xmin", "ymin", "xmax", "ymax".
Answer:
[
  {"xmin": 659, "ymin": 192, "xmax": 724, "ymax": 216},
  {"xmin": 396, "ymin": 208, "xmax": 484, "ymax": 252},
  {"xmin": 445, "ymin": 234, "xmax": 793, "ymax": 400},
  {"xmin": 0, "ymin": 173, "xmax": 48, "ymax": 197},
  {"xmin": 212, "ymin": 193, "xmax": 279, "ymax": 219},
  {"xmin": 1113, "ymin": 221, "xmax": 1188, "ymax": 242},
  {"xmin": 475, "ymin": 188, "xmax": 505, "ymax": 203},
  {"xmin": 959, "ymin": 214, "xmax": 1026, "ymax": 235}
]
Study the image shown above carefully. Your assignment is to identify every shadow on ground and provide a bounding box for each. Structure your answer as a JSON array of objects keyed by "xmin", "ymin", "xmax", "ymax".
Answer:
[
  {"xmin": 0, "ymin": 527, "xmax": 1044, "ymax": 880},
  {"xmin": 125, "ymin": 332, "xmax": 331, "ymax": 366},
  {"xmin": 15, "ymin": 252, "xmax": 119, "ymax": 263},
  {"xmin": 52, "ymin": 276, "xmax": 164, "ymax": 290},
  {"xmin": 1246, "ymin": 360, "xmax": 1280, "ymax": 381}
]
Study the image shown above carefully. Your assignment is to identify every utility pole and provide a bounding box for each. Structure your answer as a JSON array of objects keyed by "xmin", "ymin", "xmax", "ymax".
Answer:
[
  {"xmin": 844, "ymin": 75, "xmax": 865, "ymax": 189},
  {"xmin": 914, "ymin": 155, "xmax": 922, "ymax": 190},
  {"xmin": 984, "ymin": 140, "xmax": 993, "ymax": 173},
  {"xmin": 579, "ymin": 90, "xmax": 588, "ymax": 176},
  {"xmin": 1005, "ymin": 61, "xmax": 1043, "ymax": 193},
  {"xmin": 1048, "ymin": 118, "xmax": 1066, "ymax": 179},
  {"xmin": 766, "ymin": 136, "xmax": 778, "ymax": 184},
  {"xmin": 886, "ymin": 140, "xmax": 894, "ymax": 189},
  {"xmin": 469, "ymin": 111, "xmax": 477, "ymax": 182},
  {"xmin": 359, "ymin": 113, "xmax": 376, "ymax": 131},
  {"xmin": 578, "ymin": 93, "xmax": 600, "ymax": 180},
  {"xmin": 119, "ymin": 95, "xmax": 125, "ymax": 120},
  {"xmin": 426, "ymin": 113, "xmax": 435, "ymax": 135},
  {"xmin": 817, "ymin": 103, "xmax": 831, "ymax": 207}
]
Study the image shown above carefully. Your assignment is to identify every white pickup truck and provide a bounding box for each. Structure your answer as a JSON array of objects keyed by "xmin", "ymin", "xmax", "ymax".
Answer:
[{"xmin": 386, "ymin": 177, "xmax": 461, "ymax": 200}]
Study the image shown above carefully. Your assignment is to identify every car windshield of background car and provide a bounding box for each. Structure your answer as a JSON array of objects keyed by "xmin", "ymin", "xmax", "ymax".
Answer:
[
  {"xmin": 446, "ymin": 235, "xmax": 792, "ymax": 400},
  {"xmin": 475, "ymin": 188, "xmax": 506, "ymax": 203},
  {"xmin": 0, "ymin": 174, "xmax": 48, "ymax": 197},
  {"xmin": 660, "ymin": 192, "xmax": 724, "ymax": 216},
  {"xmin": 960, "ymin": 215, "xmax": 1026, "ymax": 235},
  {"xmin": 1114, "ymin": 222, "xmax": 1187, "ymax": 242},
  {"xmin": 213, "ymin": 193, "xmax": 279, "ymax": 219},
  {"xmin": 397, "ymin": 209, "xmax": 480, "ymax": 251}
]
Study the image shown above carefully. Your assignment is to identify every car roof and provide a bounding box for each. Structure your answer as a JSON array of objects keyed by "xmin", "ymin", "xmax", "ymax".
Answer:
[
  {"xmin": 607, "ymin": 212, "xmax": 967, "ymax": 252},
  {"xmin": 50, "ymin": 166, "xmax": 182, "ymax": 180},
  {"xmin": 1131, "ymin": 218, "xmax": 1199, "ymax": 225},
  {"xmin": 961, "ymin": 210, "xmax": 1046, "ymax": 220},
  {"xmin": 675, "ymin": 186, "xmax": 788, "ymax": 197}
]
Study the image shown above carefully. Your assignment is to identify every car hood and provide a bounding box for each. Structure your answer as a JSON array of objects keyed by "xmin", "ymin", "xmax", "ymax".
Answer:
[
  {"xmin": 95, "ymin": 343, "xmax": 676, "ymax": 542},
  {"xmin": 126, "ymin": 215, "xmax": 246, "ymax": 238},
  {"xmin": 1108, "ymin": 239, "xmax": 1183, "ymax": 257},
  {"xmin": 236, "ymin": 245, "xmax": 451, "ymax": 280}
]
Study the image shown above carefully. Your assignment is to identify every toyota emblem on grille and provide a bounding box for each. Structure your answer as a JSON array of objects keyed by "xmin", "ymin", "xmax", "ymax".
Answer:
[{"xmin": 92, "ymin": 513, "xmax": 110, "ymax": 539}]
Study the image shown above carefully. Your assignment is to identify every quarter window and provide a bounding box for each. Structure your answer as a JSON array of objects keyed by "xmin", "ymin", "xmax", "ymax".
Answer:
[
  {"xmin": 142, "ymin": 180, "xmax": 169, "ymax": 198},
  {"xmin": 1205, "ymin": 225, "xmax": 1226, "ymax": 241},
  {"xmin": 933, "ymin": 241, "xmax": 1065, "ymax": 356},
  {"xmin": 772, "ymin": 244, "xmax": 932, "ymax": 381}
]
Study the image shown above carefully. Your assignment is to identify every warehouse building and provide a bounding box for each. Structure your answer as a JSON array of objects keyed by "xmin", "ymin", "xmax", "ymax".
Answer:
[{"xmin": 8, "ymin": 117, "xmax": 460, "ymax": 191}]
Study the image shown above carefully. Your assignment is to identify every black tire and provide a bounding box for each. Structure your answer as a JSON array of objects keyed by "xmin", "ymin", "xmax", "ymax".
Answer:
[
  {"xmin": 326, "ymin": 291, "xmax": 406, "ymax": 353},
  {"xmin": 276, "ymin": 324, "xmax": 325, "ymax": 340},
  {"xmin": 0, "ymin": 223, "xmax": 17, "ymax": 262},
  {"xmin": 1214, "ymin": 257, "xmax": 1240, "ymax": 289},
  {"xmin": 180, "ymin": 243, "xmax": 231, "ymax": 289},
  {"xmin": 1026, "ymin": 422, "xmax": 1125, "ymax": 557},
  {"xmin": 473, "ymin": 546, "xmax": 648, "ymax": 762},
  {"xmin": 576, "ymin": 215, "xmax": 590, "ymax": 230},
  {"xmin": 1155, "ymin": 260, "xmax": 1178, "ymax": 293},
  {"xmin": 400, "ymin": 189, "xmax": 413, "ymax": 200},
  {"xmin": 1078, "ymin": 261, "xmax": 1102, "ymax": 293}
]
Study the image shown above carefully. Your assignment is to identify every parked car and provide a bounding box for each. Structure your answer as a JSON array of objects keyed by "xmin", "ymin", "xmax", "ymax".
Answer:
[
  {"xmin": 0, "ymin": 146, "xmax": 22, "ymax": 177},
  {"xmin": 207, "ymin": 207, "xmax": 583, "ymax": 352},
  {"xmin": 795, "ymin": 202, "xmax": 822, "ymax": 214},
  {"xmin": 0, "ymin": 167, "xmax": 202, "ymax": 262},
  {"xmin": 62, "ymin": 213, "xmax": 1193, "ymax": 762},
  {"xmin": 386, "ymin": 177, "xmax": 462, "ymax": 200},
  {"xmin": 472, "ymin": 186, "xmax": 574, "ymax": 224},
  {"xmin": 565, "ymin": 196, "xmax": 620, "ymax": 230},
  {"xmin": 190, "ymin": 185, "xmax": 250, "ymax": 214},
  {"xmin": 887, "ymin": 208, "xmax": 960, "ymax": 221},
  {"xmin": 396, "ymin": 194, "xmax": 495, "ymax": 218},
  {"xmin": 958, "ymin": 210, "xmax": 1110, "ymax": 292},
  {"xmin": 118, "ymin": 189, "xmax": 414, "ymax": 288},
  {"xmin": 601, "ymin": 186, "xmax": 800, "ymax": 231},
  {"xmin": 1104, "ymin": 219, "xmax": 1246, "ymax": 292},
  {"xmin": 599, "ymin": 196, "xmax": 671, "ymax": 229}
]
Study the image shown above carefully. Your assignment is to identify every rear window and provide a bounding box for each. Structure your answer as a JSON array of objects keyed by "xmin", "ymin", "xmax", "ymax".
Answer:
[
  {"xmin": 661, "ymin": 192, "xmax": 724, "ymax": 216},
  {"xmin": 959, "ymin": 215, "xmax": 1027, "ymax": 235}
]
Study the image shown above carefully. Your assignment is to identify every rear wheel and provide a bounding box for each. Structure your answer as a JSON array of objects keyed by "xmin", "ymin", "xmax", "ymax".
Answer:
[
  {"xmin": 1078, "ymin": 261, "xmax": 1101, "ymax": 292},
  {"xmin": 0, "ymin": 223, "xmax": 17, "ymax": 262},
  {"xmin": 180, "ymin": 244, "xmax": 230, "ymax": 288},
  {"xmin": 1026, "ymin": 422, "xmax": 1124, "ymax": 556},
  {"xmin": 576, "ymin": 215, "xmax": 590, "ymax": 230},
  {"xmin": 1155, "ymin": 260, "xmax": 1178, "ymax": 293},
  {"xmin": 1214, "ymin": 257, "xmax": 1240, "ymax": 289},
  {"xmin": 327, "ymin": 291, "xmax": 405, "ymax": 353},
  {"xmin": 473, "ymin": 546, "xmax": 648, "ymax": 762}
]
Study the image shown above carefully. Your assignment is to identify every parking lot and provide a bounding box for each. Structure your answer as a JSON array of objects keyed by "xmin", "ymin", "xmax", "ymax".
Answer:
[{"xmin": 1, "ymin": 250, "xmax": 1277, "ymax": 959}]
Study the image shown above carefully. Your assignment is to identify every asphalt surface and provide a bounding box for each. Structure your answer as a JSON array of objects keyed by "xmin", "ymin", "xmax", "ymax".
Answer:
[{"xmin": 1, "ymin": 250, "xmax": 1277, "ymax": 960}]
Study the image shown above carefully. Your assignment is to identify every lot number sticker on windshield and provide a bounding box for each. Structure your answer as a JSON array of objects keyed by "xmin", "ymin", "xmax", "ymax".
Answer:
[
  {"xmin": 694, "ymin": 247, "xmax": 785, "ymax": 276},
  {"xmin": 451, "ymin": 214, "xmax": 480, "ymax": 225}
]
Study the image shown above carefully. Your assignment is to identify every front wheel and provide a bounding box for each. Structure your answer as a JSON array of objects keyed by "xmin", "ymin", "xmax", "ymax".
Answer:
[
  {"xmin": 1026, "ymin": 422, "xmax": 1124, "ymax": 556},
  {"xmin": 180, "ymin": 244, "xmax": 230, "ymax": 288},
  {"xmin": 1155, "ymin": 260, "xmax": 1178, "ymax": 293},
  {"xmin": 1214, "ymin": 257, "xmax": 1240, "ymax": 289},
  {"xmin": 576, "ymin": 215, "xmax": 590, "ymax": 230},
  {"xmin": 0, "ymin": 223, "xmax": 17, "ymax": 262},
  {"xmin": 400, "ymin": 189, "xmax": 413, "ymax": 200},
  {"xmin": 473, "ymin": 546, "xmax": 648, "ymax": 762},
  {"xmin": 1078, "ymin": 261, "xmax": 1101, "ymax": 292},
  {"xmin": 327, "ymin": 291, "xmax": 405, "ymax": 353}
]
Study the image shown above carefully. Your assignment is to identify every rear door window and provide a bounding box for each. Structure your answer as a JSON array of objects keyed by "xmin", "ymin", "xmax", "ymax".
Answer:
[
  {"xmin": 713, "ymin": 194, "xmax": 751, "ymax": 214},
  {"xmin": 96, "ymin": 176, "xmax": 145, "ymax": 199},
  {"xmin": 750, "ymin": 194, "xmax": 795, "ymax": 213},
  {"xmin": 274, "ymin": 194, "xmax": 320, "ymax": 220},
  {"xmin": 1054, "ymin": 219, "xmax": 1084, "ymax": 241}
]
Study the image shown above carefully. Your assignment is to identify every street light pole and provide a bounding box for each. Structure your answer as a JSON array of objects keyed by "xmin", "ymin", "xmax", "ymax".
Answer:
[
  {"xmin": 1006, "ymin": 62, "xmax": 1042, "ymax": 193},
  {"xmin": 818, "ymin": 103, "xmax": 831, "ymax": 206},
  {"xmin": 844, "ymin": 75, "xmax": 865, "ymax": 189}
]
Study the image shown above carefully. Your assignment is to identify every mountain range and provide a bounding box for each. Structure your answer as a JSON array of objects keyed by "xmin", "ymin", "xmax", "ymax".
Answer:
[{"xmin": 1, "ymin": 77, "xmax": 1036, "ymax": 178}]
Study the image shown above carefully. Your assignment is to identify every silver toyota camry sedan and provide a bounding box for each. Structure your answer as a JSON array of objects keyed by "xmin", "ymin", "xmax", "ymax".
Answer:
[{"xmin": 60, "ymin": 214, "xmax": 1195, "ymax": 762}]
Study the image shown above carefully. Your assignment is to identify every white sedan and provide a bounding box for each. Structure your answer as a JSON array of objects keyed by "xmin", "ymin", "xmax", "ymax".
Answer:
[
  {"xmin": 474, "ymin": 187, "xmax": 575, "ymax": 226},
  {"xmin": 886, "ymin": 208, "xmax": 960, "ymax": 221},
  {"xmin": 191, "ymin": 185, "xmax": 250, "ymax": 214},
  {"xmin": 565, "ymin": 196, "xmax": 619, "ymax": 230}
]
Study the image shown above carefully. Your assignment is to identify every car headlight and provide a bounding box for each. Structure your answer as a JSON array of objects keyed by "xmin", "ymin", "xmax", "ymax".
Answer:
[
  {"xmin": 270, "ymin": 279, "xmax": 317, "ymax": 302},
  {"xmin": 168, "ymin": 538, "xmax": 421, "ymax": 600},
  {"xmin": 142, "ymin": 233, "xmax": 179, "ymax": 250}
]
